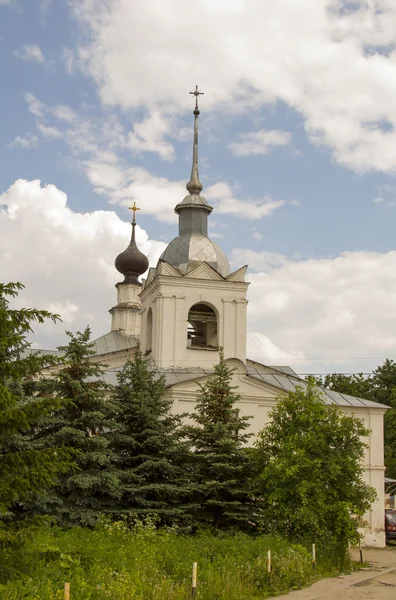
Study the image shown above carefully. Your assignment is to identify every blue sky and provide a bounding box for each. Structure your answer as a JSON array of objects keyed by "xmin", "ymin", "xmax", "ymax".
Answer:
[{"xmin": 1, "ymin": 0, "xmax": 396, "ymax": 375}]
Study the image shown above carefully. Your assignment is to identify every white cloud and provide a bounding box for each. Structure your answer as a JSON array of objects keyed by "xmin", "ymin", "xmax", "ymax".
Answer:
[
  {"xmin": 10, "ymin": 133, "xmax": 38, "ymax": 149},
  {"xmin": 0, "ymin": 179, "xmax": 166, "ymax": 348},
  {"xmin": 127, "ymin": 111, "xmax": 175, "ymax": 160},
  {"xmin": 243, "ymin": 247, "xmax": 396, "ymax": 373},
  {"xmin": 37, "ymin": 123, "xmax": 62, "ymax": 138},
  {"xmin": 70, "ymin": 0, "xmax": 396, "ymax": 173},
  {"xmin": 228, "ymin": 129, "xmax": 291, "ymax": 157},
  {"xmin": 207, "ymin": 182, "xmax": 285, "ymax": 220},
  {"xmin": 15, "ymin": 44, "xmax": 45, "ymax": 64},
  {"xmin": 50, "ymin": 104, "xmax": 78, "ymax": 123},
  {"xmin": 25, "ymin": 92, "xmax": 44, "ymax": 117},
  {"xmin": 2, "ymin": 181, "xmax": 396, "ymax": 375}
]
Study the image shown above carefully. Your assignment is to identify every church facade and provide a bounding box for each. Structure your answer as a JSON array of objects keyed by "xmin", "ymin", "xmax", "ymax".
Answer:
[{"xmin": 90, "ymin": 91, "xmax": 387, "ymax": 547}]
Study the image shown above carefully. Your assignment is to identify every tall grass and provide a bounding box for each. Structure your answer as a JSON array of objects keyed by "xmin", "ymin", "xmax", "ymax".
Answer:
[{"xmin": 0, "ymin": 520, "xmax": 348, "ymax": 599}]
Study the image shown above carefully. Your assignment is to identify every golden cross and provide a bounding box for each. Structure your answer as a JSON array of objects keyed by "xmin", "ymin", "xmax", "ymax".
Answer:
[
  {"xmin": 189, "ymin": 85, "xmax": 204, "ymax": 110},
  {"xmin": 129, "ymin": 202, "xmax": 140, "ymax": 221}
]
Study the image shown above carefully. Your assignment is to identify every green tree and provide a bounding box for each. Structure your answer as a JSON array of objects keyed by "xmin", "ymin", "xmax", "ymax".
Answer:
[
  {"xmin": 315, "ymin": 363, "xmax": 396, "ymax": 478},
  {"xmin": 0, "ymin": 282, "xmax": 73, "ymax": 529},
  {"xmin": 34, "ymin": 328, "xmax": 120, "ymax": 527},
  {"xmin": 186, "ymin": 349, "xmax": 255, "ymax": 531},
  {"xmin": 311, "ymin": 373, "xmax": 373, "ymax": 400},
  {"xmin": 253, "ymin": 379, "xmax": 375, "ymax": 546},
  {"xmin": 111, "ymin": 349, "xmax": 193, "ymax": 526}
]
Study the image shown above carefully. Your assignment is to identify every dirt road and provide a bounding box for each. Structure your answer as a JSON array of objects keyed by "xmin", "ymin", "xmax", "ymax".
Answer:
[{"xmin": 273, "ymin": 547, "xmax": 396, "ymax": 600}]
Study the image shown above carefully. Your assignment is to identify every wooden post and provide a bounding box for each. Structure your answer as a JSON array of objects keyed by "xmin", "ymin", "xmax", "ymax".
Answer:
[
  {"xmin": 267, "ymin": 550, "xmax": 271, "ymax": 585},
  {"xmin": 312, "ymin": 543, "xmax": 316, "ymax": 570},
  {"xmin": 64, "ymin": 582, "xmax": 70, "ymax": 600},
  {"xmin": 192, "ymin": 562, "xmax": 197, "ymax": 598},
  {"xmin": 359, "ymin": 543, "xmax": 363, "ymax": 563}
]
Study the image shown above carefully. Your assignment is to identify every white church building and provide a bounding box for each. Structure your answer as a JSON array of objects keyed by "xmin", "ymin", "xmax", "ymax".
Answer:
[{"xmin": 88, "ymin": 90, "xmax": 387, "ymax": 547}]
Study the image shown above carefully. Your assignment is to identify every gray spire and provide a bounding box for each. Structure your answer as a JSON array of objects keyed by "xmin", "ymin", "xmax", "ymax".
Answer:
[{"xmin": 186, "ymin": 85, "xmax": 204, "ymax": 195}]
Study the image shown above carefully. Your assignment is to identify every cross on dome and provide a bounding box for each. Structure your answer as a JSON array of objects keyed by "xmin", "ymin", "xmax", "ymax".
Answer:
[{"xmin": 129, "ymin": 202, "xmax": 140, "ymax": 223}]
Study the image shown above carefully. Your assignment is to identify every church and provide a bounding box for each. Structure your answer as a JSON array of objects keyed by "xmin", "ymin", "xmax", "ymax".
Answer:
[{"xmin": 87, "ymin": 89, "xmax": 387, "ymax": 547}]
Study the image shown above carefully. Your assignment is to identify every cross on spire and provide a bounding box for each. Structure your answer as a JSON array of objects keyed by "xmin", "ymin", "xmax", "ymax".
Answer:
[
  {"xmin": 189, "ymin": 85, "xmax": 204, "ymax": 112},
  {"xmin": 129, "ymin": 202, "xmax": 140, "ymax": 223}
]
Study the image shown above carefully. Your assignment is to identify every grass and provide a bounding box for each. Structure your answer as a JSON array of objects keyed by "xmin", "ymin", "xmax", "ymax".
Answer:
[{"xmin": 0, "ymin": 520, "xmax": 350, "ymax": 599}]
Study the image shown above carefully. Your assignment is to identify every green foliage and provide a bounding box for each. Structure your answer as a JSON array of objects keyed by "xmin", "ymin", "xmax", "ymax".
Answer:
[
  {"xmin": 253, "ymin": 379, "xmax": 376, "ymax": 546},
  {"xmin": 186, "ymin": 349, "xmax": 255, "ymax": 531},
  {"xmin": 111, "ymin": 348, "xmax": 193, "ymax": 525},
  {"xmin": 31, "ymin": 328, "xmax": 119, "ymax": 527},
  {"xmin": 311, "ymin": 373, "xmax": 373, "ymax": 400},
  {"xmin": 314, "ymin": 361, "xmax": 396, "ymax": 478},
  {"xmin": 0, "ymin": 282, "xmax": 73, "ymax": 531},
  {"xmin": 0, "ymin": 523, "xmax": 344, "ymax": 599}
]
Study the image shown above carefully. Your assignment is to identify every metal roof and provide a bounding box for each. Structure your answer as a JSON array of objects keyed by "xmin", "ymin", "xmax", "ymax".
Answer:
[
  {"xmin": 91, "ymin": 331, "xmax": 138, "ymax": 356},
  {"xmin": 98, "ymin": 360, "xmax": 387, "ymax": 410}
]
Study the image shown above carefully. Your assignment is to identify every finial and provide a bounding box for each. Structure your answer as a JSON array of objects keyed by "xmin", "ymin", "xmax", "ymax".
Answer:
[
  {"xmin": 186, "ymin": 86, "xmax": 204, "ymax": 196},
  {"xmin": 129, "ymin": 202, "xmax": 140, "ymax": 224}
]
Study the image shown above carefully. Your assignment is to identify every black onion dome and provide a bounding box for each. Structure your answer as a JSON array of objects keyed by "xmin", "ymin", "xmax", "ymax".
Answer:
[{"xmin": 115, "ymin": 221, "xmax": 149, "ymax": 285}]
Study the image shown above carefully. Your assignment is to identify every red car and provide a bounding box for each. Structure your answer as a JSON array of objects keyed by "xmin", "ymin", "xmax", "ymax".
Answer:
[{"xmin": 385, "ymin": 509, "xmax": 396, "ymax": 543}]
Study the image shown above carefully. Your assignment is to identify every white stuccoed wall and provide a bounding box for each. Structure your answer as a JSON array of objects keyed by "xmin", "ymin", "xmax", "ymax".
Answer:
[
  {"xmin": 110, "ymin": 282, "xmax": 142, "ymax": 336},
  {"xmin": 140, "ymin": 267, "xmax": 249, "ymax": 368}
]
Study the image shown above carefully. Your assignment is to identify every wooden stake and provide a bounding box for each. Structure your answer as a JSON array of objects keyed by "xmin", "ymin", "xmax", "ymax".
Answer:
[
  {"xmin": 64, "ymin": 582, "xmax": 70, "ymax": 600},
  {"xmin": 312, "ymin": 543, "xmax": 316, "ymax": 570},
  {"xmin": 192, "ymin": 562, "xmax": 197, "ymax": 598},
  {"xmin": 359, "ymin": 543, "xmax": 363, "ymax": 563},
  {"xmin": 267, "ymin": 550, "xmax": 271, "ymax": 585}
]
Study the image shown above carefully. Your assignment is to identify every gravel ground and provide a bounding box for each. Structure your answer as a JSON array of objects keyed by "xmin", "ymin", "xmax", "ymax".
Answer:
[{"xmin": 273, "ymin": 547, "xmax": 396, "ymax": 600}]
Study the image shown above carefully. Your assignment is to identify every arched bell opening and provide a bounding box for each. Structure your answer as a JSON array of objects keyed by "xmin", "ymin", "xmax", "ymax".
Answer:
[{"xmin": 187, "ymin": 303, "xmax": 218, "ymax": 349}]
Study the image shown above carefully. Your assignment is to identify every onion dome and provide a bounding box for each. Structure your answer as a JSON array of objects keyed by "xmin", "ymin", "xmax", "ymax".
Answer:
[{"xmin": 115, "ymin": 204, "xmax": 149, "ymax": 285}]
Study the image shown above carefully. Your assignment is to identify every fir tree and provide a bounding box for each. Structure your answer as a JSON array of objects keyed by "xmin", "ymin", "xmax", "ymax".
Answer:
[
  {"xmin": 111, "ymin": 348, "xmax": 193, "ymax": 526},
  {"xmin": 0, "ymin": 282, "xmax": 73, "ymax": 532},
  {"xmin": 34, "ymin": 328, "xmax": 120, "ymax": 527},
  {"xmin": 186, "ymin": 349, "xmax": 255, "ymax": 531}
]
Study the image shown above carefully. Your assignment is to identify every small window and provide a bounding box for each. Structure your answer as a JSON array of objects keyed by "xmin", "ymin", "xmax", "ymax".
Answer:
[{"xmin": 187, "ymin": 303, "xmax": 218, "ymax": 349}]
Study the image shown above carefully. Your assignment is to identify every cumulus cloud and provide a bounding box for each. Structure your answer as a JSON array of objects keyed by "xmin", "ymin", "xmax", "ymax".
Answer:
[
  {"xmin": 243, "ymin": 247, "xmax": 396, "ymax": 374},
  {"xmin": 14, "ymin": 44, "xmax": 45, "ymax": 64},
  {"xmin": 228, "ymin": 130, "xmax": 292, "ymax": 157},
  {"xmin": 70, "ymin": 0, "xmax": 396, "ymax": 173},
  {"xmin": 207, "ymin": 182, "xmax": 284, "ymax": 220},
  {"xmin": 2, "ymin": 181, "xmax": 396, "ymax": 375},
  {"xmin": 0, "ymin": 179, "xmax": 166, "ymax": 348}
]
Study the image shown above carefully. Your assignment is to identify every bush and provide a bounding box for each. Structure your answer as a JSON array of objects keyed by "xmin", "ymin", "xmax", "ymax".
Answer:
[{"xmin": 0, "ymin": 521, "xmax": 348, "ymax": 599}]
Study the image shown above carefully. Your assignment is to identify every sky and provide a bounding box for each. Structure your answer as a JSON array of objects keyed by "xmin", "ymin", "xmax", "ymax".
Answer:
[{"xmin": 1, "ymin": 0, "xmax": 396, "ymax": 376}]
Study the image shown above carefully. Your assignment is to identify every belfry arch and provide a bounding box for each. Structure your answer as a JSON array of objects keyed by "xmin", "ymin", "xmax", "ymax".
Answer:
[{"xmin": 187, "ymin": 302, "xmax": 218, "ymax": 349}]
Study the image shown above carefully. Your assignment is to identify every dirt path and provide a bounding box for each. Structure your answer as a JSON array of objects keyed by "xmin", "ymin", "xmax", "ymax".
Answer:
[{"xmin": 273, "ymin": 547, "xmax": 396, "ymax": 600}]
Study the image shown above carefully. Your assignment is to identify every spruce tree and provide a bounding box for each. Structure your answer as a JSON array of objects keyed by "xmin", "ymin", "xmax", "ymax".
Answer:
[
  {"xmin": 34, "ymin": 328, "xmax": 120, "ymax": 527},
  {"xmin": 111, "ymin": 348, "xmax": 193, "ymax": 526},
  {"xmin": 0, "ymin": 282, "xmax": 73, "ymax": 531},
  {"xmin": 186, "ymin": 349, "xmax": 255, "ymax": 531}
]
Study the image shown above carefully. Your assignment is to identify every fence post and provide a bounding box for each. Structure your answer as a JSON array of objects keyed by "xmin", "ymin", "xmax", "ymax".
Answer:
[
  {"xmin": 192, "ymin": 562, "xmax": 197, "ymax": 598},
  {"xmin": 312, "ymin": 543, "xmax": 316, "ymax": 570},
  {"xmin": 267, "ymin": 550, "xmax": 271, "ymax": 585},
  {"xmin": 64, "ymin": 582, "xmax": 70, "ymax": 600}
]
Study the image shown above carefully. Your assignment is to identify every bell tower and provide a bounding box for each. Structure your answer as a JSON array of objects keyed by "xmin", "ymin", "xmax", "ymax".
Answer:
[{"xmin": 140, "ymin": 87, "xmax": 249, "ymax": 369}]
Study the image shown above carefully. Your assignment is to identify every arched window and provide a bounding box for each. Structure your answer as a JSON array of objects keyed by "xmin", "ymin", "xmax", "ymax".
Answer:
[
  {"xmin": 146, "ymin": 308, "xmax": 153, "ymax": 353},
  {"xmin": 187, "ymin": 303, "xmax": 218, "ymax": 349}
]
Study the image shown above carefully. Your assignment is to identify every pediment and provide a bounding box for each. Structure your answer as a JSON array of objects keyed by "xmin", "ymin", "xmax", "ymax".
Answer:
[
  {"xmin": 156, "ymin": 260, "xmax": 182, "ymax": 278},
  {"xmin": 166, "ymin": 369, "xmax": 284, "ymax": 402},
  {"xmin": 226, "ymin": 265, "xmax": 248, "ymax": 282},
  {"xmin": 184, "ymin": 262, "xmax": 224, "ymax": 281},
  {"xmin": 142, "ymin": 267, "xmax": 156, "ymax": 289}
]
